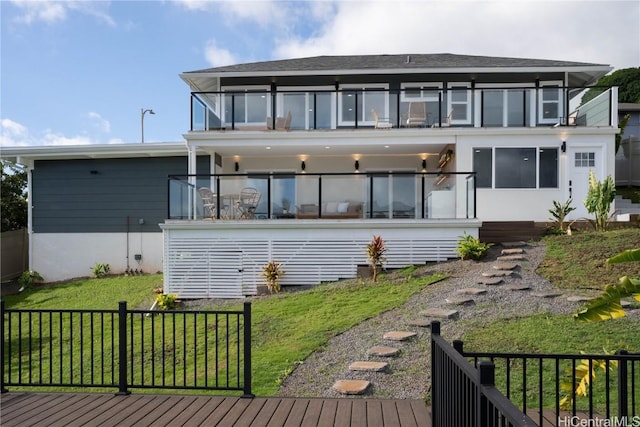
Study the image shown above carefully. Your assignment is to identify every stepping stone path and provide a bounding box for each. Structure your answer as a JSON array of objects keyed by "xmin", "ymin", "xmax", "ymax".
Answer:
[
  {"xmin": 333, "ymin": 380, "xmax": 370, "ymax": 395},
  {"xmin": 335, "ymin": 242, "xmax": 567, "ymax": 397},
  {"xmin": 383, "ymin": 331, "xmax": 417, "ymax": 341},
  {"xmin": 368, "ymin": 346, "xmax": 400, "ymax": 357},
  {"xmin": 567, "ymin": 295, "xmax": 592, "ymax": 302},
  {"xmin": 349, "ymin": 361, "xmax": 388, "ymax": 372},
  {"xmin": 445, "ymin": 296, "xmax": 475, "ymax": 305}
]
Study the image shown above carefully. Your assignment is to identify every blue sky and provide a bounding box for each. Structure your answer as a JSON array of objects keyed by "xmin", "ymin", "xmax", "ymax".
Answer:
[{"xmin": 1, "ymin": 0, "xmax": 639, "ymax": 147}]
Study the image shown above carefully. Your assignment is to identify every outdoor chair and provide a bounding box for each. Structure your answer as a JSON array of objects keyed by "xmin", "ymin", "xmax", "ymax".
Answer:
[
  {"xmin": 198, "ymin": 187, "xmax": 217, "ymax": 220},
  {"xmin": 371, "ymin": 109, "xmax": 392, "ymax": 129},
  {"xmin": 433, "ymin": 109, "xmax": 453, "ymax": 128},
  {"xmin": 236, "ymin": 187, "xmax": 261, "ymax": 219},
  {"xmin": 275, "ymin": 111, "xmax": 292, "ymax": 130},
  {"xmin": 406, "ymin": 102, "xmax": 427, "ymax": 127}
]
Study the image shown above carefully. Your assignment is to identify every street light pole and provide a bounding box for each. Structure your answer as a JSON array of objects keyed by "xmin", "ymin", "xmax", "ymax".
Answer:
[{"xmin": 141, "ymin": 108, "xmax": 155, "ymax": 143}]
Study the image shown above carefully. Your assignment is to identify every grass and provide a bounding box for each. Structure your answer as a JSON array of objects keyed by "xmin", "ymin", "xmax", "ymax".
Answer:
[
  {"xmin": 536, "ymin": 228, "xmax": 640, "ymax": 290},
  {"xmin": 3, "ymin": 269, "xmax": 445, "ymax": 396}
]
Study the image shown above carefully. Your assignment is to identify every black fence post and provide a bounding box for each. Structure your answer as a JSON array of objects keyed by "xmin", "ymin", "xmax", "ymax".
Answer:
[
  {"xmin": 617, "ymin": 349, "xmax": 628, "ymax": 419},
  {"xmin": 1, "ymin": 300, "xmax": 7, "ymax": 393},
  {"xmin": 453, "ymin": 339, "xmax": 464, "ymax": 355},
  {"xmin": 478, "ymin": 361, "xmax": 495, "ymax": 427},
  {"xmin": 242, "ymin": 302, "xmax": 253, "ymax": 398},
  {"xmin": 116, "ymin": 301, "xmax": 130, "ymax": 396},
  {"xmin": 430, "ymin": 320, "xmax": 440, "ymax": 426}
]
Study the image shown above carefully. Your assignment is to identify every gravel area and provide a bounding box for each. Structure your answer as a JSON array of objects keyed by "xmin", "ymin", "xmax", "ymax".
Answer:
[{"xmin": 276, "ymin": 241, "xmax": 602, "ymax": 400}]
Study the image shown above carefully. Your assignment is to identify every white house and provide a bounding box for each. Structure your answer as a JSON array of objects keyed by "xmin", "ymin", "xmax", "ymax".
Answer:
[{"xmin": 2, "ymin": 53, "xmax": 619, "ymax": 298}]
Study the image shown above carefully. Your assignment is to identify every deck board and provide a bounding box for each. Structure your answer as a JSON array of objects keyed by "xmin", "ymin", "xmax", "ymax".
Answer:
[{"xmin": 0, "ymin": 392, "xmax": 432, "ymax": 426}]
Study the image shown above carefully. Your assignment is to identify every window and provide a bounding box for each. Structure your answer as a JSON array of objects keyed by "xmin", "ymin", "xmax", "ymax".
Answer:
[
  {"xmin": 479, "ymin": 85, "xmax": 531, "ymax": 127},
  {"xmin": 473, "ymin": 147, "xmax": 559, "ymax": 189},
  {"xmin": 574, "ymin": 152, "xmax": 595, "ymax": 168},
  {"xmin": 222, "ymin": 86, "xmax": 271, "ymax": 125},
  {"xmin": 400, "ymin": 83, "xmax": 442, "ymax": 102},
  {"xmin": 538, "ymin": 81, "xmax": 563, "ymax": 124},
  {"xmin": 277, "ymin": 87, "xmax": 335, "ymax": 130},
  {"xmin": 339, "ymin": 84, "xmax": 388, "ymax": 126},
  {"xmin": 447, "ymin": 83, "xmax": 471, "ymax": 124}
]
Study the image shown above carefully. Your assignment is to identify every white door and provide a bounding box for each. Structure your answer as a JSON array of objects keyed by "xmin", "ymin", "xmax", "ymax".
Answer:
[
  {"xmin": 567, "ymin": 147, "xmax": 603, "ymax": 220},
  {"xmin": 207, "ymin": 251, "xmax": 243, "ymax": 298}
]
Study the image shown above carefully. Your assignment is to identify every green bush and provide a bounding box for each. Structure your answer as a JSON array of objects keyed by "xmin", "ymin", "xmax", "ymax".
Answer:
[
  {"xmin": 456, "ymin": 233, "xmax": 493, "ymax": 261},
  {"xmin": 92, "ymin": 263, "xmax": 110, "ymax": 278},
  {"xmin": 17, "ymin": 270, "xmax": 43, "ymax": 291},
  {"xmin": 156, "ymin": 293, "xmax": 178, "ymax": 310}
]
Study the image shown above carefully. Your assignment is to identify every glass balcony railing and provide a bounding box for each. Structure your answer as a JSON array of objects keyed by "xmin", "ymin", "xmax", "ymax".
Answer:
[
  {"xmin": 168, "ymin": 172, "xmax": 476, "ymax": 221},
  {"xmin": 189, "ymin": 86, "xmax": 617, "ymax": 131}
]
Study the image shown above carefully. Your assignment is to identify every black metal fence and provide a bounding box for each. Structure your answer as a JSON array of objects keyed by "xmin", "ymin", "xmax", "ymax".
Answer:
[
  {"xmin": 459, "ymin": 342, "xmax": 639, "ymax": 426},
  {"xmin": 1, "ymin": 301, "xmax": 252, "ymax": 396},
  {"xmin": 431, "ymin": 320, "xmax": 535, "ymax": 426}
]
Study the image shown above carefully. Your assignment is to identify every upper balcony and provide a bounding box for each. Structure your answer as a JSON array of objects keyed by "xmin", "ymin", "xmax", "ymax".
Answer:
[{"xmin": 189, "ymin": 85, "xmax": 617, "ymax": 133}]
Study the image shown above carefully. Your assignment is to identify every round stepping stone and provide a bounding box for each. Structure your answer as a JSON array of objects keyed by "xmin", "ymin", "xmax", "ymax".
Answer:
[
  {"xmin": 531, "ymin": 291, "xmax": 562, "ymax": 298},
  {"xmin": 497, "ymin": 255, "xmax": 526, "ymax": 261},
  {"xmin": 477, "ymin": 277, "xmax": 503, "ymax": 286},
  {"xmin": 621, "ymin": 300, "xmax": 633, "ymax": 308},
  {"xmin": 457, "ymin": 287, "xmax": 487, "ymax": 295},
  {"xmin": 407, "ymin": 319, "xmax": 432, "ymax": 327},
  {"xmin": 482, "ymin": 270, "xmax": 513, "ymax": 277},
  {"xmin": 567, "ymin": 295, "xmax": 592, "ymax": 302},
  {"xmin": 502, "ymin": 241, "xmax": 527, "ymax": 247},
  {"xmin": 383, "ymin": 331, "xmax": 417, "ymax": 341},
  {"xmin": 419, "ymin": 308, "xmax": 459, "ymax": 319},
  {"xmin": 368, "ymin": 346, "xmax": 400, "ymax": 357},
  {"xmin": 445, "ymin": 296, "xmax": 475, "ymax": 305},
  {"xmin": 349, "ymin": 361, "xmax": 388, "ymax": 372},
  {"xmin": 501, "ymin": 248, "xmax": 525, "ymax": 255},
  {"xmin": 493, "ymin": 262, "xmax": 518, "ymax": 270},
  {"xmin": 333, "ymin": 379, "xmax": 370, "ymax": 395},
  {"xmin": 504, "ymin": 284, "xmax": 531, "ymax": 291}
]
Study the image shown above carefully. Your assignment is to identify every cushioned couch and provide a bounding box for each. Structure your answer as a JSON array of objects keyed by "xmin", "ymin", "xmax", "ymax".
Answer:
[{"xmin": 296, "ymin": 201, "xmax": 363, "ymax": 219}]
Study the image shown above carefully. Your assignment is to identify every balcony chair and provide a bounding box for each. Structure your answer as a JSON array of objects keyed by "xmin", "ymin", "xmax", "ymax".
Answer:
[
  {"xmin": 406, "ymin": 102, "xmax": 427, "ymax": 127},
  {"xmin": 371, "ymin": 109, "xmax": 392, "ymax": 129},
  {"xmin": 432, "ymin": 109, "xmax": 453, "ymax": 128},
  {"xmin": 275, "ymin": 111, "xmax": 292, "ymax": 130},
  {"xmin": 236, "ymin": 187, "xmax": 261, "ymax": 219},
  {"xmin": 198, "ymin": 187, "xmax": 217, "ymax": 220}
]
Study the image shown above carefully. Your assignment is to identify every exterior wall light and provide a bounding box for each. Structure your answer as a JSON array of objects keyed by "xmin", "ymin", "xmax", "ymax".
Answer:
[
  {"xmin": 301, "ymin": 160, "xmax": 306, "ymax": 171},
  {"xmin": 422, "ymin": 159, "xmax": 427, "ymax": 171},
  {"xmin": 354, "ymin": 160, "xmax": 360, "ymax": 171},
  {"xmin": 561, "ymin": 141, "xmax": 567, "ymax": 153},
  {"xmin": 235, "ymin": 161, "xmax": 239, "ymax": 172}
]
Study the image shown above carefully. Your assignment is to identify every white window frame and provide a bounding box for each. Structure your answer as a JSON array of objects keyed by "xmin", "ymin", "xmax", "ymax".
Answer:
[
  {"xmin": 338, "ymin": 83, "xmax": 389, "ymax": 126},
  {"xmin": 538, "ymin": 80, "xmax": 563, "ymax": 125},
  {"xmin": 276, "ymin": 86, "xmax": 336, "ymax": 130},
  {"xmin": 447, "ymin": 82, "xmax": 472, "ymax": 125},
  {"xmin": 400, "ymin": 83, "xmax": 442, "ymax": 102},
  {"xmin": 221, "ymin": 85, "xmax": 272, "ymax": 125}
]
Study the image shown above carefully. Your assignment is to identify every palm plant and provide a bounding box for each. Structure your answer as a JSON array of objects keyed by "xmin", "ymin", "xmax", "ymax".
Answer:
[{"xmin": 367, "ymin": 235, "xmax": 387, "ymax": 282}]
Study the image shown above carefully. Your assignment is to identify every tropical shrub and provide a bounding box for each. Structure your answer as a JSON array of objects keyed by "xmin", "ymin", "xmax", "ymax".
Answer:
[
  {"xmin": 584, "ymin": 171, "xmax": 616, "ymax": 232},
  {"xmin": 156, "ymin": 293, "xmax": 178, "ymax": 310},
  {"xmin": 17, "ymin": 270, "xmax": 43, "ymax": 291},
  {"xmin": 366, "ymin": 235, "xmax": 387, "ymax": 282},
  {"xmin": 548, "ymin": 199, "xmax": 576, "ymax": 234},
  {"xmin": 261, "ymin": 261, "xmax": 284, "ymax": 293},
  {"xmin": 456, "ymin": 233, "xmax": 493, "ymax": 261},
  {"xmin": 92, "ymin": 262, "xmax": 111, "ymax": 278}
]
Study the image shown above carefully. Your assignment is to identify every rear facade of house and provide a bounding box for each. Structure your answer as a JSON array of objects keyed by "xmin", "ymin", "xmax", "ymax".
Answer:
[{"xmin": 2, "ymin": 53, "xmax": 618, "ymax": 298}]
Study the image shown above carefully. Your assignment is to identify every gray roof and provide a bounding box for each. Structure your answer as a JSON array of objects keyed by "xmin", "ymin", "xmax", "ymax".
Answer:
[{"xmin": 184, "ymin": 53, "xmax": 609, "ymax": 75}]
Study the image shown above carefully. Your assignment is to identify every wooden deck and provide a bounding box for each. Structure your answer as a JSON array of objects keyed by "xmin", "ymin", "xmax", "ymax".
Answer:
[{"xmin": 0, "ymin": 392, "xmax": 432, "ymax": 427}]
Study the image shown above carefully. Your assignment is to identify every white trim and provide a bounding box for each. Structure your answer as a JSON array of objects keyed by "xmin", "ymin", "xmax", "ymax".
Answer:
[{"xmin": 400, "ymin": 82, "xmax": 443, "ymax": 102}]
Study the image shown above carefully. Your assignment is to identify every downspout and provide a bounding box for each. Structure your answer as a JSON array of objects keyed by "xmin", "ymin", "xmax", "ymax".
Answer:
[{"xmin": 26, "ymin": 162, "xmax": 33, "ymax": 272}]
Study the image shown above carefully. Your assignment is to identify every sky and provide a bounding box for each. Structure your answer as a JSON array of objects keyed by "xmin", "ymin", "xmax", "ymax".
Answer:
[{"xmin": 1, "ymin": 0, "xmax": 639, "ymax": 147}]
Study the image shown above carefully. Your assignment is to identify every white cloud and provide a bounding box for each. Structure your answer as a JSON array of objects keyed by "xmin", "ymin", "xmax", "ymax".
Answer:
[
  {"xmin": 41, "ymin": 131, "xmax": 93, "ymax": 146},
  {"xmin": 204, "ymin": 39, "xmax": 237, "ymax": 66},
  {"xmin": 9, "ymin": 0, "xmax": 115, "ymax": 27},
  {"xmin": 88, "ymin": 112, "xmax": 111, "ymax": 133},
  {"xmin": 0, "ymin": 118, "xmax": 97, "ymax": 146}
]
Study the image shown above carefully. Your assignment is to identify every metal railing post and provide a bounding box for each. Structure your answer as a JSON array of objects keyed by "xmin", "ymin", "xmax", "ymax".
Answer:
[
  {"xmin": 618, "ymin": 349, "xmax": 628, "ymax": 419},
  {"xmin": 478, "ymin": 361, "xmax": 495, "ymax": 427},
  {"xmin": 242, "ymin": 302, "xmax": 253, "ymax": 398},
  {"xmin": 453, "ymin": 339, "xmax": 464, "ymax": 355},
  {"xmin": 116, "ymin": 301, "xmax": 130, "ymax": 395},
  {"xmin": 1, "ymin": 300, "xmax": 7, "ymax": 393},
  {"xmin": 430, "ymin": 320, "xmax": 440, "ymax": 425}
]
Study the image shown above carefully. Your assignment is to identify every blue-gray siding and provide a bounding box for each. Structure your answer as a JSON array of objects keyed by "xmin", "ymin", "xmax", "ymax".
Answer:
[{"xmin": 33, "ymin": 156, "xmax": 209, "ymax": 233}]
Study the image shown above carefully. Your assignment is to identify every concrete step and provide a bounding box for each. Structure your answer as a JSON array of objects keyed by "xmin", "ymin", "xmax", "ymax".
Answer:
[
  {"xmin": 457, "ymin": 287, "xmax": 487, "ymax": 295},
  {"xmin": 349, "ymin": 361, "xmax": 389, "ymax": 372},
  {"xmin": 383, "ymin": 331, "xmax": 417, "ymax": 341},
  {"xmin": 497, "ymin": 254, "xmax": 527, "ymax": 261},
  {"xmin": 493, "ymin": 262, "xmax": 519, "ymax": 271},
  {"xmin": 504, "ymin": 284, "xmax": 531, "ymax": 291},
  {"xmin": 419, "ymin": 308, "xmax": 459, "ymax": 319},
  {"xmin": 481, "ymin": 270, "xmax": 513, "ymax": 278},
  {"xmin": 477, "ymin": 277, "xmax": 504, "ymax": 286},
  {"xmin": 368, "ymin": 346, "xmax": 401, "ymax": 357},
  {"xmin": 501, "ymin": 248, "xmax": 525, "ymax": 255},
  {"xmin": 445, "ymin": 296, "xmax": 475, "ymax": 305}
]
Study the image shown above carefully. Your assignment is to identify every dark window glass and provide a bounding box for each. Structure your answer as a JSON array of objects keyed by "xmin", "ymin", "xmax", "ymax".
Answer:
[
  {"xmin": 473, "ymin": 148, "xmax": 493, "ymax": 188},
  {"xmin": 495, "ymin": 148, "xmax": 536, "ymax": 188},
  {"xmin": 539, "ymin": 148, "xmax": 558, "ymax": 188}
]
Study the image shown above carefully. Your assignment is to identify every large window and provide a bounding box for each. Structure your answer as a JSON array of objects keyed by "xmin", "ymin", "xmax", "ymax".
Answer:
[
  {"xmin": 473, "ymin": 147, "xmax": 558, "ymax": 189},
  {"xmin": 278, "ymin": 87, "xmax": 335, "ymax": 130},
  {"xmin": 479, "ymin": 86, "xmax": 531, "ymax": 127},
  {"xmin": 447, "ymin": 83, "xmax": 472, "ymax": 125},
  {"xmin": 223, "ymin": 86, "xmax": 271, "ymax": 125},
  {"xmin": 538, "ymin": 81, "xmax": 563, "ymax": 124},
  {"xmin": 339, "ymin": 84, "xmax": 388, "ymax": 126}
]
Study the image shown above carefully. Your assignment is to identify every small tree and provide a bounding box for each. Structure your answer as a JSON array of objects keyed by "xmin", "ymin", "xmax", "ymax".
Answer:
[
  {"xmin": 584, "ymin": 171, "xmax": 616, "ymax": 232},
  {"xmin": 366, "ymin": 235, "xmax": 387, "ymax": 282},
  {"xmin": 548, "ymin": 199, "xmax": 576, "ymax": 234},
  {"xmin": 1, "ymin": 160, "xmax": 28, "ymax": 232}
]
